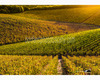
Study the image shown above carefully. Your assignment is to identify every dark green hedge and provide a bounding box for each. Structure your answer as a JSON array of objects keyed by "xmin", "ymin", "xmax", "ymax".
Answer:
[{"xmin": 0, "ymin": 5, "xmax": 24, "ymax": 13}]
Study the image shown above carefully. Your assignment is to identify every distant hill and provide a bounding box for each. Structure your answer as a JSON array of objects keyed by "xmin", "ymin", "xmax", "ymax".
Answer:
[
  {"xmin": 1, "ymin": 5, "xmax": 98, "ymax": 13},
  {"xmin": 13, "ymin": 6, "xmax": 100, "ymax": 23}
]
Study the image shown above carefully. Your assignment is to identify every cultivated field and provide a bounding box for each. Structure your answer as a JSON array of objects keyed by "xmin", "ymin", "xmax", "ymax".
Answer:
[
  {"xmin": 0, "ymin": 5, "xmax": 100, "ymax": 75},
  {"xmin": 1, "ymin": 14, "xmax": 99, "ymax": 45},
  {"xmin": 13, "ymin": 6, "xmax": 100, "ymax": 23},
  {"xmin": 0, "ymin": 29, "xmax": 99, "ymax": 55},
  {"xmin": 0, "ymin": 55, "xmax": 58, "ymax": 75},
  {"xmin": 62, "ymin": 56, "xmax": 100, "ymax": 75}
]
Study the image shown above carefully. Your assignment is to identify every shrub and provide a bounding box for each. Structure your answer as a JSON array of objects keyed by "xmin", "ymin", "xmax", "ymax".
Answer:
[
  {"xmin": 0, "ymin": 5, "xmax": 24, "ymax": 13},
  {"xmin": 23, "ymin": 6, "xmax": 30, "ymax": 11},
  {"xmin": 8, "ymin": 6, "xmax": 24, "ymax": 13},
  {"xmin": 0, "ymin": 9, "xmax": 8, "ymax": 13}
]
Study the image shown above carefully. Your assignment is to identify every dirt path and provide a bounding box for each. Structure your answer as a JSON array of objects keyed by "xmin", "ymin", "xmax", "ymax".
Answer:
[
  {"xmin": 54, "ymin": 22, "xmax": 100, "ymax": 34},
  {"xmin": 57, "ymin": 59, "xmax": 63, "ymax": 75}
]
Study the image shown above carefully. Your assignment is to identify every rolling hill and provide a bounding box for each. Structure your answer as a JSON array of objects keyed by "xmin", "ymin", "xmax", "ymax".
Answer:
[
  {"xmin": 0, "ymin": 14, "xmax": 98, "ymax": 45},
  {"xmin": 0, "ymin": 28, "xmax": 99, "ymax": 55},
  {"xmin": 0, "ymin": 5, "xmax": 100, "ymax": 75},
  {"xmin": 13, "ymin": 6, "xmax": 100, "ymax": 23}
]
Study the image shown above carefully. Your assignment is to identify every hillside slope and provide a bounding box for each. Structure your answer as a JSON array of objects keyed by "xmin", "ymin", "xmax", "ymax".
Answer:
[
  {"xmin": 13, "ymin": 6, "xmax": 100, "ymax": 23},
  {"xmin": 83, "ymin": 10, "xmax": 100, "ymax": 25},
  {"xmin": 0, "ymin": 29, "xmax": 99, "ymax": 55},
  {"xmin": 0, "ymin": 14, "xmax": 98, "ymax": 45}
]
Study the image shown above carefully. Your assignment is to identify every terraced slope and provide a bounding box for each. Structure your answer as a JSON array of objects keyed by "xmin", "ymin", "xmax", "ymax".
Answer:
[{"xmin": 0, "ymin": 29, "xmax": 99, "ymax": 55}]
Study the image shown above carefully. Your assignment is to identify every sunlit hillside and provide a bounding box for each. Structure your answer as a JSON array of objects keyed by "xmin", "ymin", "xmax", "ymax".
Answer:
[
  {"xmin": 13, "ymin": 6, "xmax": 100, "ymax": 23},
  {"xmin": 0, "ymin": 5, "xmax": 100, "ymax": 75},
  {"xmin": 0, "ymin": 29, "xmax": 99, "ymax": 55},
  {"xmin": 1, "ymin": 14, "xmax": 98, "ymax": 45}
]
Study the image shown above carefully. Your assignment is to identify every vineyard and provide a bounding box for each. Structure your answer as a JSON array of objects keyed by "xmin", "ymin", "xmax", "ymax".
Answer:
[
  {"xmin": 1, "ymin": 14, "xmax": 97, "ymax": 45},
  {"xmin": 13, "ymin": 6, "xmax": 100, "ymax": 23},
  {"xmin": 0, "ymin": 28, "xmax": 99, "ymax": 56},
  {"xmin": 0, "ymin": 5, "xmax": 100, "ymax": 75},
  {"xmin": 63, "ymin": 56, "xmax": 100, "ymax": 75},
  {"xmin": 1, "ymin": 6, "xmax": 100, "ymax": 45},
  {"xmin": 0, "ymin": 55, "xmax": 58, "ymax": 75},
  {"xmin": 0, "ymin": 55, "xmax": 100, "ymax": 75}
]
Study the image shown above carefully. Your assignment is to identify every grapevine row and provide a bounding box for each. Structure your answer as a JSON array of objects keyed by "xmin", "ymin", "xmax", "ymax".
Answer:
[{"xmin": 62, "ymin": 56, "xmax": 84, "ymax": 75}]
